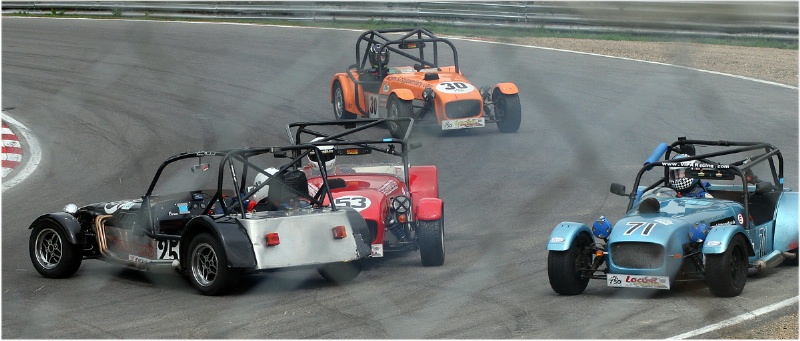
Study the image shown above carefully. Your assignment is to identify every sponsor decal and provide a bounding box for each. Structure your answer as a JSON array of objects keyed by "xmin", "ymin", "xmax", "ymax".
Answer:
[
  {"xmin": 392, "ymin": 77, "xmax": 428, "ymax": 88},
  {"xmin": 442, "ymin": 117, "xmax": 485, "ymax": 130},
  {"xmin": 103, "ymin": 200, "xmax": 137, "ymax": 214},
  {"xmin": 549, "ymin": 237, "xmax": 565, "ymax": 243},
  {"xmin": 707, "ymin": 241, "xmax": 722, "ymax": 246},
  {"xmin": 129, "ymin": 255, "xmax": 151, "ymax": 264},
  {"xmin": 435, "ymin": 82, "xmax": 476, "ymax": 94},
  {"xmin": 371, "ymin": 244, "xmax": 384, "ymax": 257},
  {"xmin": 383, "ymin": 84, "xmax": 390, "ymax": 92},
  {"xmin": 737, "ymin": 214, "xmax": 744, "ymax": 225},
  {"xmin": 653, "ymin": 218, "xmax": 673, "ymax": 225},
  {"xmin": 710, "ymin": 217, "xmax": 737, "ymax": 227},
  {"xmin": 378, "ymin": 180, "xmax": 398, "ymax": 195},
  {"xmin": 662, "ymin": 162, "xmax": 729, "ymax": 169},
  {"xmin": 607, "ymin": 274, "xmax": 670, "ymax": 289}
]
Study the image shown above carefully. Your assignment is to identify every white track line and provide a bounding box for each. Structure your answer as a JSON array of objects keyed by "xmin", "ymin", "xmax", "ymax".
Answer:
[
  {"xmin": 2, "ymin": 113, "xmax": 42, "ymax": 191},
  {"xmin": 668, "ymin": 296, "xmax": 799, "ymax": 339}
]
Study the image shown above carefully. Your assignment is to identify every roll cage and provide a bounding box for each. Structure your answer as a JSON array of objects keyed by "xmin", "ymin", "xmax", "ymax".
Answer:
[
  {"xmin": 353, "ymin": 27, "xmax": 460, "ymax": 77},
  {"xmin": 286, "ymin": 118, "xmax": 419, "ymax": 186},
  {"xmin": 142, "ymin": 144, "xmax": 343, "ymax": 221},
  {"xmin": 619, "ymin": 138, "xmax": 785, "ymax": 230}
]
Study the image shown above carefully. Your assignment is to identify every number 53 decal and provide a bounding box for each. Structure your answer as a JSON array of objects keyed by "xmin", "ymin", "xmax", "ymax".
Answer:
[{"xmin": 334, "ymin": 196, "xmax": 372, "ymax": 211}]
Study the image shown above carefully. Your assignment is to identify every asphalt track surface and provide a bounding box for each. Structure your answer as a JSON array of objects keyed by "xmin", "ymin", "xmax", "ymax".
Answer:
[{"xmin": 2, "ymin": 18, "xmax": 798, "ymax": 339}]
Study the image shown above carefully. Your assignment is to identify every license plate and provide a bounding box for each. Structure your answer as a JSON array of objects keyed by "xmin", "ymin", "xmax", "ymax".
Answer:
[
  {"xmin": 442, "ymin": 117, "xmax": 485, "ymax": 130},
  {"xmin": 607, "ymin": 274, "xmax": 670, "ymax": 290}
]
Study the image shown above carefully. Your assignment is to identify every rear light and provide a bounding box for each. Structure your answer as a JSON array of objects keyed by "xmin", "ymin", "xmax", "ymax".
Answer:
[
  {"xmin": 333, "ymin": 226, "xmax": 347, "ymax": 239},
  {"xmin": 265, "ymin": 233, "xmax": 280, "ymax": 246}
]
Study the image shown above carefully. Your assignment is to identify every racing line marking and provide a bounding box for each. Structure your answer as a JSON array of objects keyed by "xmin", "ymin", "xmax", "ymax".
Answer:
[
  {"xmin": 2, "ymin": 113, "xmax": 42, "ymax": 191},
  {"xmin": 667, "ymin": 296, "xmax": 799, "ymax": 339}
]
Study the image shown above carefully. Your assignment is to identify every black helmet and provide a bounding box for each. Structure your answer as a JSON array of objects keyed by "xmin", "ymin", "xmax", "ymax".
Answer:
[{"xmin": 368, "ymin": 43, "xmax": 389, "ymax": 68}]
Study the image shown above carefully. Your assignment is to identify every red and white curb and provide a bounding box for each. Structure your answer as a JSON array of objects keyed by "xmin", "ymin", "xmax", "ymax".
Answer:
[
  {"xmin": 2, "ymin": 122, "xmax": 22, "ymax": 177},
  {"xmin": 2, "ymin": 113, "xmax": 41, "ymax": 191}
]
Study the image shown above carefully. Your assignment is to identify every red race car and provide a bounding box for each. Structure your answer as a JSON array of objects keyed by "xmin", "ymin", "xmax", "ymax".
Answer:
[
  {"xmin": 286, "ymin": 118, "xmax": 445, "ymax": 266},
  {"xmin": 331, "ymin": 28, "xmax": 521, "ymax": 138}
]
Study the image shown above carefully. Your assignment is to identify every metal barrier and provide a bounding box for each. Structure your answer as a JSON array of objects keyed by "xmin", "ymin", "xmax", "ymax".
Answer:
[{"xmin": 2, "ymin": 1, "xmax": 797, "ymax": 42}]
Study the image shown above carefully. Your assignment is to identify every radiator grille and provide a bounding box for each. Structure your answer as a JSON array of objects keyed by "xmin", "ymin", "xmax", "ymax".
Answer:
[
  {"xmin": 444, "ymin": 100, "xmax": 481, "ymax": 119},
  {"xmin": 610, "ymin": 242, "xmax": 664, "ymax": 269}
]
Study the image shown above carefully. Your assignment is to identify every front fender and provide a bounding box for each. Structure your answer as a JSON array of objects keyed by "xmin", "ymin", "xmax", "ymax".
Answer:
[
  {"xmin": 391, "ymin": 88, "xmax": 415, "ymax": 101},
  {"xmin": 331, "ymin": 73, "xmax": 358, "ymax": 111},
  {"xmin": 774, "ymin": 191, "xmax": 799, "ymax": 251},
  {"xmin": 415, "ymin": 197, "xmax": 443, "ymax": 221},
  {"xmin": 30, "ymin": 212, "xmax": 83, "ymax": 245},
  {"xmin": 181, "ymin": 216, "xmax": 256, "ymax": 268},
  {"xmin": 493, "ymin": 82, "xmax": 519, "ymax": 96},
  {"xmin": 547, "ymin": 222, "xmax": 592, "ymax": 251},
  {"xmin": 702, "ymin": 227, "xmax": 755, "ymax": 256}
]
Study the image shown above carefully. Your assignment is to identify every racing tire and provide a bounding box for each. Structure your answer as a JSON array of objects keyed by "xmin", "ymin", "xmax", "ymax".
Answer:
[
  {"xmin": 318, "ymin": 261, "xmax": 362, "ymax": 283},
  {"xmin": 417, "ymin": 218, "xmax": 445, "ymax": 266},
  {"xmin": 547, "ymin": 233, "xmax": 593, "ymax": 295},
  {"xmin": 188, "ymin": 233, "xmax": 241, "ymax": 296},
  {"xmin": 705, "ymin": 234, "xmax": 748, "ymax": 297},
  {"xmin": 29, "ymin": 220, "xmax": 83, "ymax": 278},
  {"xmin": 333, "ymin": 81, "xmax": 356, "ymax": 120},
  {"xmin": 493, "ymin": 91, "xmax": 521, "ymax": 133},
  {"xmin": 387, "ymin": 95, "xmax": 412, "ymax": 139}
]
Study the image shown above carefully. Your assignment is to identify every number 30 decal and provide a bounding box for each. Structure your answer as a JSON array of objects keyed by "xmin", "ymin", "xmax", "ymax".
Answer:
[
  {"xmin": 334, "ymin": 196, "xmax": 372, "ymax": 211},
  {"xmin": 435, "ymin": 82, "xmax": 475, "ymax": 94}
]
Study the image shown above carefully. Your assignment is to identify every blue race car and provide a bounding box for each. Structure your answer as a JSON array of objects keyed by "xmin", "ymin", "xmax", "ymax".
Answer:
[{"xmin": 547, "ymin": 138, "xmax": 798, "ymax": 297}]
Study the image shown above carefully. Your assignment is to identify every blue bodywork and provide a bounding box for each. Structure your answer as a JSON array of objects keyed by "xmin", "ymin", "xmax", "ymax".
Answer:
[{"xmin": 547, "ymin": 138, "xmax": 798, "ymax": 296}]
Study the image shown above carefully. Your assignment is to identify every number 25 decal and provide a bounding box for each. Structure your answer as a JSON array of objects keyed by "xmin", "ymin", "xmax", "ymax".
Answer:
[
  {"xmin": 624, "ymin": 222, "xmax": 657, "ymax": 236},
  {"xmin": 334, "ymin": 196, "xmax": 372, "ymax": 211}
]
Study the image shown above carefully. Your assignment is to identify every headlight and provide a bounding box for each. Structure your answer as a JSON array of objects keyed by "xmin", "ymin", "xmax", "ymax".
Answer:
[
  {"xmin": 391, "ymin": 196, "xmax": 411, "ymax": 213},
  {"xmin": 591, "ymin": 216, "xmax": 613, "ymax": 239},
  {"xmin": 422, "ymin": 88, "xmax": 435, "ymax": 102},
  {"xmin": 689, "ymin": 222, "xmax": 710, "ymax": 243},
  {"xmin": 63, "ymin": 204, "xmax": 78, "ymax": 214}
]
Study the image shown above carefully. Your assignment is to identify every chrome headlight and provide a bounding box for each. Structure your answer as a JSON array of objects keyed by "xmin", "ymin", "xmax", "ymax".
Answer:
[
  {"xmin": 391, "ymin": 196, "xmax": 411, "ymax": 213},
  {"xmin": 63, "ymin": 204, "xmax": 78, "ymax": 214}
]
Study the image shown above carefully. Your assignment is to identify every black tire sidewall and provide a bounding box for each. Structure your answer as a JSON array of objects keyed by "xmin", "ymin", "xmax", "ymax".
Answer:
[
  {"xmin": 188, "ymin": 233, "xmax": 239, "ymax": 295},
  {"xmin": 417, "ymin": 219, "xmax": 445, "ymax": 266},
  {"xmin": 547, "ymin": 233, "xmax": 592, "ymax": 295},
  {"xmin": 706, "ymin": 234, "xmax": 748, "ymax": 297},
  {"xmin": 29, "ymin": 222, "xmax": 82, "ymax": 278}
]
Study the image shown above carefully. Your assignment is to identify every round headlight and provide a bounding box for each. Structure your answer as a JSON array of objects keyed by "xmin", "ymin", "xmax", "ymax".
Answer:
[
  {"xmin": 391, "ymin": 196, "xmax": 411, "ymax": 213},
  {"xmin": 422, "ymin": 88, "xmax": 435, "ymax": 102},
  {"xmin": 63, "ymin": 204, "xmax": 78, "ymax": 214}
]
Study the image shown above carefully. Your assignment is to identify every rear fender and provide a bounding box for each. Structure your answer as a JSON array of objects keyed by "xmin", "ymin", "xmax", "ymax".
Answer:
[
  {"xmin": 547, "ymin": 222, "xmax": 593, "ymax": 251},
  {"xmin": 29, "ymin": 213, "xmax": 83, "ymax": 245},
  {"xmin": 181, "ymin": 216, "xmax": 256, "ymax": 268},
  {"xmin": 774, "ymin": 192, "xmax": 799, "ymax": 251},
  {"xmin": 493, "ymin": 82, "xmax": 519, "ymax": 96},
  {"xmin": 415, "ymin": 197, "xmax": 443, "ymax": 221},
  {"xmin": 391, "ymin": 88, "xmax": 415, "ymax": 101},
  {"xmin": 702, "ymin": 227, "xmax": 755, "ymax": 256}
]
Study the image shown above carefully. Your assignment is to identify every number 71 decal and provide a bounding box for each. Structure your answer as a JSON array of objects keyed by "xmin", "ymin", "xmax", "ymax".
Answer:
[{"xmin": 624, "ymin": 222, "xmax": 657, "ymax": 236}]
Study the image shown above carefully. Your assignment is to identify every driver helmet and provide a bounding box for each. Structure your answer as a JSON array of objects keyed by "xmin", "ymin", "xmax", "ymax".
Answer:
[
  {"xmin": 669, "ymin": 154, "xmax": 700, "ymax": 191},
  {"xmin": 368, "ymin": 43, "xmax": 389, "ymax": 68},
  {"xmin": 253, "ymin": 167, "xmax": 278, "ymax": 202},
  {"xmin": 308, "ymin": 137, "xmax": 336, "ymax": 169}
]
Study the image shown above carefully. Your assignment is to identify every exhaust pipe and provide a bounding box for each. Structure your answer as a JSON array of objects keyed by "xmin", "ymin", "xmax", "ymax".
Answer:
[{"xmin": 748, "ymin": 250, "xmax": 787, "ymax": 275}]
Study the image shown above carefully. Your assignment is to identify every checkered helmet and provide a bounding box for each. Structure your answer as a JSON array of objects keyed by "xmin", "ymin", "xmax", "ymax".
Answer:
[{"xmin": 669, "ymin": 154, "xmax": 699, "ymax": 191}]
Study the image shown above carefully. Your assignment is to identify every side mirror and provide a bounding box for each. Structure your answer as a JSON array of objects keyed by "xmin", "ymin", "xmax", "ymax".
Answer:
[
  {"xmin": 610, "ymin": 183, "xmax": 627, "ymax": 196},
  {"xmin": 191, "ymin": 163, "xmax": 210, "ymax": 173}
]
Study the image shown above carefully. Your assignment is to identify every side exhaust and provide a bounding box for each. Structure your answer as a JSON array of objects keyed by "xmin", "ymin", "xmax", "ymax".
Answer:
[{"xmin": 748, "ymin": 250, "xmax": 795, "ymax": 275}]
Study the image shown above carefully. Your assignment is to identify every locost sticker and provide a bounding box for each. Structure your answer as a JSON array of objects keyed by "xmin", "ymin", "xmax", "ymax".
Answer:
[{"xmin": 607, "ymin": 274, "xmax": 670, "ymax": 290}]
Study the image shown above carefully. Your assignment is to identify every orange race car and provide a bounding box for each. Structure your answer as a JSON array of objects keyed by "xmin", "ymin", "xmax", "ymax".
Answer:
[{"xmin": 330, "ymin": 28, "xmax": 521, "ymax": 138}]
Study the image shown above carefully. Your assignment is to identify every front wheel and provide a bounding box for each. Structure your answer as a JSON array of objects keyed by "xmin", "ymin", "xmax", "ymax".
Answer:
[
  {"xmin": 547, "ymin": 233, "xmax": 593, "ymax": 295},
  {"xmin": 188, "ymin": 233, "xmax": 241, "ymax": 296},
  {"xmin": 417, "ymin": 218, "xmax": 445, "ymax": 266},
  {"xmin": 333, "ymin": 80, "xmax": 356, "ymax": 120},
  {"xmin": 705, "ymin": 234, "xmax": 748, "ymax": 297},
  {"xmin": 29, "ymin": 220, "xmax": 83, "ymax": 278},
  {"xmin": 318, "ymin": 261, "xmax": 362, "ymax": 283},
  {"xmin": 493, "ymin": 91, "xmax": 521, "ymax": 133},
  {"xmin": 387, "ymin": 95, "xmax": 412, "ymax": 139}
]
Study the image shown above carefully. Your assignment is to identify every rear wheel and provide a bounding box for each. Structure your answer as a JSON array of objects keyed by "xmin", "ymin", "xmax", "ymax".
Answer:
[
  {"xmin": 29, "ymin": 221, "xmax": 82, "ymax": 278},
  {"xmin": 333, "ymin": 81, "xmax": 356, "ymax": 120},
  {"xmin": 188, "ymin": 233, "xmax": 241, "ymax": 296},
  {"xmin": 493, "ymin": 91, "xmax": 521, "ymax": 133},
  {"xmin": 417, "ymin": 218, "xmax": 445, "ymax": 266},
  {"xmin": 548, "ymin": 233, "xmax": 593, "ymax": 295},
  {"xmin": 318, "ymin": 261, "xmax": 362, "ymax": 283},
  {"xmin": 387, "ymin": 95, "xmax": 412, "ymax": 138},
  {"xmin": 706, "ymin": 234, "xmax": 748, "ymax": 297}
]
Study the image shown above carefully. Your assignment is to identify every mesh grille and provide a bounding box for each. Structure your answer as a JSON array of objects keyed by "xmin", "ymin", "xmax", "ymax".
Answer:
[
  {"xmin": 365, "ymin": 220, "xmax": 378, "ymax": 243},
  {"xmin": 610, "ymin": 242, "xmax": 664, "ymax": 269},
  {"xmin": 444, "ymin": 100, "xmax": 482, "ymax": 119}
]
